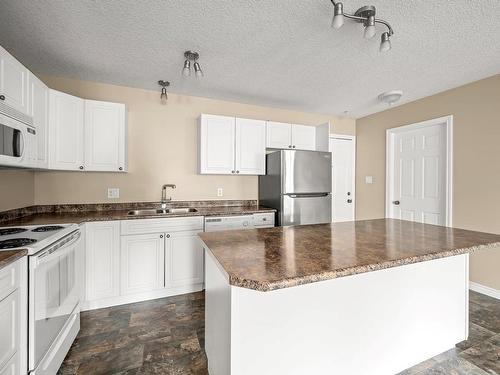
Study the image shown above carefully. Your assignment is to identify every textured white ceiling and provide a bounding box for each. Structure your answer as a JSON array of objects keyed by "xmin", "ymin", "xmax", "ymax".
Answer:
[{"xmin": 0, "ymin": 0, "xmax": 499, "ymax": 118}]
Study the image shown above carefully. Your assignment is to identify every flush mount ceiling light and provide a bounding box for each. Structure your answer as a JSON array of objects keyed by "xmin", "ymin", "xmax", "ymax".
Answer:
[
  {"xmin": 158, "ymin": 80, "xmax": 170, "ymax": 104},
  {"xmin": 182, "ymin": 50, "xmax": 203, "ymax": 78},
  {"xmin": 378, "ymin": 90, "xmax": 403, "ymax": 106},
  {"xmin": 330, "ymin": 1, "xmax": 394, "ymax": 52}
]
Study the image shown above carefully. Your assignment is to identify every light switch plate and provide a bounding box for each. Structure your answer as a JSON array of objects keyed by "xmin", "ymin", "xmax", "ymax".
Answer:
[
  {"xmin": 217, "ymin": 188, "xmax": 223, "ymax": 197},
  {"xmin": 365, "ymin": 176, "xmax": 374, "ymax": 184},
  {"xmin": 108, "ymin": 188, "xmax": 120, "ymax": 199}
]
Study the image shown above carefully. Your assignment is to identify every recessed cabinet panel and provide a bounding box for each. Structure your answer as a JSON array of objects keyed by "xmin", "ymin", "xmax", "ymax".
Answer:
[
  {"xmin": 235, "ymin": 118, "xmax": 266, "ymax": 175},
  {"xmin": 266, "ymin": 121, "xmax": 292, "ymax": 149},
  {"xmin": 121, "ymin": 233, "xmax": 165, "ymax": 295},
  {"xmin": 28, "ymin": 73, "xmax": 49, "ymax": 168},
  {"xmin": 291, "ymin": 124, "xmax": 316, "ymax": 151},
  {"xmin": 85, "ymin": 221, "xmax": 120, "ymax": 301},
  {"xmin": 0, "ymin": 46, "xmax": 28, "ymax": 115},
  {"xmin": 165, "ymin": 231, "xmax": 204, "ymax": 288},
  {"xmin": 0, "ymin": 290, "xmax": 19, "ymax": 371},
  {"xmin": 84, "ymin": 100, "xmax": 126, "ymax": 172},
  {"xmin": 199, "ymin": 114, "xmax": 235, "ymax": 174},
  {"xmin": 48, "ymin": 89, "xmax": 84, "ymax": 170}
]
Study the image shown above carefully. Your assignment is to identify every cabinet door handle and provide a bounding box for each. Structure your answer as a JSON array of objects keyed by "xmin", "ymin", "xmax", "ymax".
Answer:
[
  {"xmin": 288, "ymin": 145, "xmax": 292, "ymax": 148},
  {"xmin": 79, "ymin": 165, "xmax": 84, "ymax": 170},
  {"xmin": 160, "ymin": 234, "xmax": 163, "ymax": 238},
  {"xmin": 119, "ymin": 167, "xmax": 123, "ymax": 171},
  {"xmin": 292, "ymin": 145, "xmax": 296, "ymax": 148},
  {"xmin": 236, "ymin": 170, "xmax": 240, "ymax": 174},
  {"xmin": 166, "ymin": 234, "xmax": 170, "ymax": 238},
  {"xmin": 0, "ymin": 95, "xmax": 5, "ymax": 101}
]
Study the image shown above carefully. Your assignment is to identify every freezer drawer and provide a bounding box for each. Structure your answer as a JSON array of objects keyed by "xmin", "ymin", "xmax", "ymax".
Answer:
[
  {"xmin": 281, "ymin": 194, "xmax": 331, "ymax": 226},
  {"xmin": 282, "ymin": 150, "xmax": 331, "ymax": 194}
]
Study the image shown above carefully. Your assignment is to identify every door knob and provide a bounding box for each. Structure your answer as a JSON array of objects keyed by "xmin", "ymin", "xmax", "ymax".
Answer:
[{"xmin": 393, "ymin": 200, "xmax": 400, "ymax": 205}]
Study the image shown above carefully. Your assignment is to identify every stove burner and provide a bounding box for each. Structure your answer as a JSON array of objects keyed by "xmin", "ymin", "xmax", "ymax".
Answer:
[
  {"xmin": 31, "ymin": 225, "xmax": 65, "ymax": 233},
  {"xmin": 0, "ymin": 228, "xmax": 28, "ymax": 236},
  {"xmin": 0, "ymin": 238, "xmax": 37, "ymax": 250}
]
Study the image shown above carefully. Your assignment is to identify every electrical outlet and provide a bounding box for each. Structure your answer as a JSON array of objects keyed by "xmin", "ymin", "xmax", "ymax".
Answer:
[
  {"xmin": 365, "ymin": 176, "xmax": 374, "ymax": 184},
  {"xmin": 108, "ymin": 188, "xmax": 120, "ymax": 199},
  {"xmin": 217, "ymin": 188, "xmax": 223, "ymax": 197}
]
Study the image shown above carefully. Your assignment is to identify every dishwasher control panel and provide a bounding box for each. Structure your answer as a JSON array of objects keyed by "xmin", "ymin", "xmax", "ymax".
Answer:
[{"xmin": 204, "ymin": 212, "xmax": 275, "ymax": 232}]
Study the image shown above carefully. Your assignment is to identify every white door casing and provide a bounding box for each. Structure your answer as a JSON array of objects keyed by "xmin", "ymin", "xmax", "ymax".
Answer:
[
  {"xmin": 386, "ymin": 116, "xmax": 453, "ymax": 226},
  {"xmin": 330, "ymin": 135, "xmax": 356, "ymax": 222}
]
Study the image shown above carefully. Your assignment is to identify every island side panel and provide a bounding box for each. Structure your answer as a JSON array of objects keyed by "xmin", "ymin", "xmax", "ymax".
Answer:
[
  {"xmin": 230, "ymin": 254, "xmax": 469, "ymax": 375},
  {"xmin": 204, "ymin": 248, "xmax": 231, "ymax": 375}
]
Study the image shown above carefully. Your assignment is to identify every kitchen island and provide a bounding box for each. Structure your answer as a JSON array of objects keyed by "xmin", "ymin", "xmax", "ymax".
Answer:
[{"xmin": 198, "ymin": 219, "xmax": 500, "ymax": 375}]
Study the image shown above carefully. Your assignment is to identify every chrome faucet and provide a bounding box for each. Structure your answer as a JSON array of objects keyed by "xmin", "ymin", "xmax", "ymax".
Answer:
[{"xmin": 161, "ymin": 184, "xmax": 176, "ymax": 208}]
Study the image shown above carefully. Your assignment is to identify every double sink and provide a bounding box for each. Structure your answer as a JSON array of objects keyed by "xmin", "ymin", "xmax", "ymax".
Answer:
[{"xmin": 127, "ymin": 207, "xmax": 198, "ymax": 216}]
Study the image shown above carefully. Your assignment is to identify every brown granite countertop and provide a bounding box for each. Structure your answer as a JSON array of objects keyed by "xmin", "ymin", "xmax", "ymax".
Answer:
[
  {"xmin": 0, "ymin": 249, "xmax": 27, "ymax": 270},
  {"xmin": 199, "ymin": 218, "xmax": 500, "ymax": 292},
  {"xmin": 0, "ymin": 205, "xmax": 275, "ymax": 226}
]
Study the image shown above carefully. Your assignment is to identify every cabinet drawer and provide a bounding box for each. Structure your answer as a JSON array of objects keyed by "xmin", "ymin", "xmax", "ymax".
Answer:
[
  {"xmin": 253, "ymin": 212, "xmax": 275, "ymax": 228},
  {"xmin": 0, "ymin": 290, "xmax": 19, "ymax": 371},
  {"xmin": 121, "ymin": 216, "xmax": 204, "ymax": 235},
  {"xmin": 0, "ymin": 260, "xmax": 20, "ymax": 302}
]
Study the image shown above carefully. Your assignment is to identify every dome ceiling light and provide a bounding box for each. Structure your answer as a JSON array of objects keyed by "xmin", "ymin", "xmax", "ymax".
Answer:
[
  {"xmin": 330, "ymin": 1, "xmax": 394, "ymax": 52},
  {"xmin": 378, "ymin": 90, "xmax": 403, "ymax": 106}
]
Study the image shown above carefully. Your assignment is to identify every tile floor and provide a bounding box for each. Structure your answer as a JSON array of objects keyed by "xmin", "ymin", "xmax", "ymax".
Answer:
[{"xmin": 58, "ymin": 290, "xmax": 499, "ymax": 374}]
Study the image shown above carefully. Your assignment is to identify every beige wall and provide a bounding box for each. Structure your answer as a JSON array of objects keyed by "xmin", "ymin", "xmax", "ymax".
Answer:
[
  {"xmin": 30, "ymin": 76, "xmax": 354, "ymax": 205},
  {"xmin": 0, "ymin": 170, "xmax": 34, "ymax": 211},
  {"xmin": 356, "ymin": 74, "xmax": 500, "ymax": 290}
]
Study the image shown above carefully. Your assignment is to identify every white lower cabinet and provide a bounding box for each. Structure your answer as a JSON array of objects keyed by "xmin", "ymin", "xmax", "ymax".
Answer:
[
  {"xmin": 84, "ymin": 221, "xmax": 120, "ymax": 304},
  {"xmin": 121, "ymin": 233, "xmax": 165, "ymax": 295},
  {"xmin": 165, "ymin": 231, "xmax": 204, "ymax": 288},
  {"xmin": 0, "ymin": 257, "xmax": 26, "ymax": 375},
  {"xmin": 84, "ymin": 217, "xmax": 204, "ymax": 310}
]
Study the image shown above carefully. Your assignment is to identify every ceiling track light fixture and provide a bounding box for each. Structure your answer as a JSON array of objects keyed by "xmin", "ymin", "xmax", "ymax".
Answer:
[
  {"xmin": 330, "ymin": 1, "xmax": 394, "ymax": 52},
  {"xmin": 182, "ymin": 50, "xmax": 203, "ymax": 78},
  {"xmin": 158, "ymin": 80, "xmax": 170, "ymax": 105}
]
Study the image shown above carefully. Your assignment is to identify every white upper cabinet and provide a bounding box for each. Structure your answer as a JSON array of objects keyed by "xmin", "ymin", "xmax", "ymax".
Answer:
[
  {"xmin": 28, "ymin": 73, "xmax": 49, "ymax": 168},
  {"xmin": 235, "ymin": 118, "xmax": 266, "ymax": 175},
  {"xmin": 84, "ymin": 100, "xmax": 126, "ymax": 172},
  {"xmin": 266, "ymin": 122, "xmax": 316, "ymax": 151},
  {"xmin": 266, "ymin": 121, "xmax": 292, "ymax": 149},
  {"xmin": 48, "ymin": 89, "xmax": 85, "ymax": 170},
  {"xmin": 199, "ymin": 114, "xmax": 235, "ymax": 174},
  {"xmin": 291, "ymin": 124, "xmax": 316, "ymax": 151},
  {"xmin": 199, "ymin": 114, "xmax": 266, "ymax": 175},
  {"xmin": 0, "ymin": 46, "xmax": 28, "ymax": 115}
]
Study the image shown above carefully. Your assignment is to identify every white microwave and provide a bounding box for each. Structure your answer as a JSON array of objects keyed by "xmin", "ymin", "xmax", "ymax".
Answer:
[{"xmin": 0, "ymin": 105, "xmax": 37, "ymax": 168}]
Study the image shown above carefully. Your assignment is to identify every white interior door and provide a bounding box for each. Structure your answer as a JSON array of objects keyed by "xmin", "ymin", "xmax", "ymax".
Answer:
[
  {"xmin": 387, "ymin": 117, "xmax": 451, "ymax": 226},
  {"xmin": 330, "ymin": 136, "xmax": 355, "ymax": 222}
]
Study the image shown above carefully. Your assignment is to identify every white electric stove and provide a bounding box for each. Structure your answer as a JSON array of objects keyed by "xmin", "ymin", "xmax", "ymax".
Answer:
[
  {"xmin": 0, "ymin": 223, "xmax": 82, "ymax": 374},
  {"xmin": 0, "ymin": 224, "xmax": 78, "ymax": 254}
]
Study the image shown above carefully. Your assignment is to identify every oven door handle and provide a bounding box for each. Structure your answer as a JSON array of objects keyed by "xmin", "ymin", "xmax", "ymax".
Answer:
[{"xmin": 35, "ymin": 231, "xmax": 81, "ymax": 266}]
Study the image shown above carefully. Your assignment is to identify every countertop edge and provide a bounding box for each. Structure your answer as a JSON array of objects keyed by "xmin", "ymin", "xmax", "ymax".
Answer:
[{"xmin": 226, "ymin": 242, "xmax": 500, "ymax": 292}]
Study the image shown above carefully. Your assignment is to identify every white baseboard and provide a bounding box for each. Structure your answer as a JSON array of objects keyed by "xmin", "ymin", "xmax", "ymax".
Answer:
[{"xmin": 469, "ymin": 281, "xmax": 500, "ymax": 300}]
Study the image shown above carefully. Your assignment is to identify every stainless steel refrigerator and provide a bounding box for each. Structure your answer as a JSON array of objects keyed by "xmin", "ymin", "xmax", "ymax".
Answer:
[{"xmin": 259, "ymin": 150, "xmax": 332, "ymax": 226}]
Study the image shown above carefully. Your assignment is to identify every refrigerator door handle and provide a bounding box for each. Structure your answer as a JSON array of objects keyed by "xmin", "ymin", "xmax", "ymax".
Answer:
[{"xmin": 288, "ymin": 193, "xmax": 330, "ymax": 198}]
